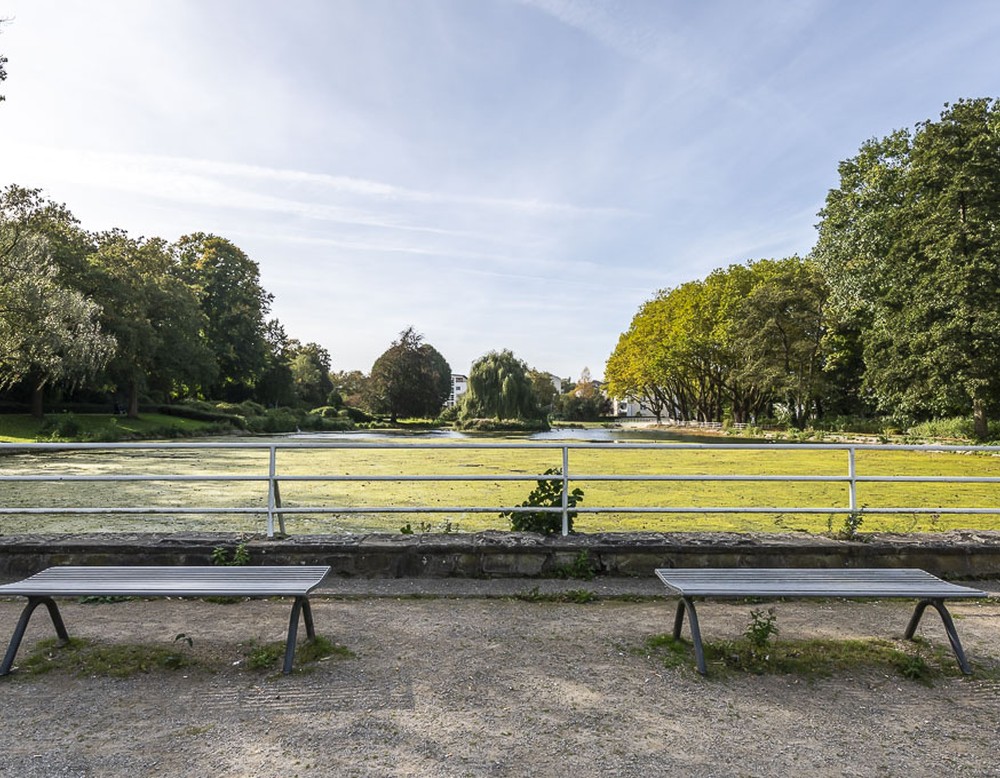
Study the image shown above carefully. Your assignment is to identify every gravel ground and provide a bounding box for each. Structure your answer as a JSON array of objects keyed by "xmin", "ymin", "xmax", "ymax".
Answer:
[{"xmin": 1, "ymin": 580, "xmax": 998, "ymax": 778}]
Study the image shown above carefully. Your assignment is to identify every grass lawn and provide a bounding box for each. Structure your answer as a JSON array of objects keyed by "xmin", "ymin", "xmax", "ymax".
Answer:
[{"xmin": 2, "ymin": 433, "xmax": 999, "ymax": 535}]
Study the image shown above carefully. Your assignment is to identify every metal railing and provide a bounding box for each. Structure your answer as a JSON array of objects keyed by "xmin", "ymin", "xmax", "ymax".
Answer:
[{"xmin": 1, "ymin": 440, "xmax": 999, "ymax": 537}]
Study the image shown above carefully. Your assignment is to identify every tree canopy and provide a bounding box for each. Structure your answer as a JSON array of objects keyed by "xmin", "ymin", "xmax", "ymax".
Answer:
[
  {"xmin": 813, "ymin": 98, "xmax": 1000, "ymax": 437},
  {"xmin": 604, "ymin": 257, "xmax": 829, "ymax": 427},
  {"xmin": 461, "ymin": 349, "xmax": 540, "ymax": 421},
  {"xmin": 368, "ymin": 327, "xmax": 452, "ymax": 421}
]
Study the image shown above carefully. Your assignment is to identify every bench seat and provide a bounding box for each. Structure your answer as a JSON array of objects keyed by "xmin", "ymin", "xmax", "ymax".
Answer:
[
  {"xmin": 655, "ymin": 568, "xmax": 987, "ymax": 675},
  {"xmin": 0, "ymin": 565, "xmax": 331, "ymax": 676}
]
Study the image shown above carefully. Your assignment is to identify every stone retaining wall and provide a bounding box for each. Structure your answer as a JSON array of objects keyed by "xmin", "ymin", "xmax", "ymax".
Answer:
[{"xmin": 2, "ymin": 530, "xmax": 1000, "ymax": 580}]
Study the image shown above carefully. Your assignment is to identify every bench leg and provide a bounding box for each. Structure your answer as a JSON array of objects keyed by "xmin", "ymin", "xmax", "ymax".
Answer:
[
  {"xmin": 905, "ymin": 598, "xmax": 973, "ymax": 675},
  {"xmin": 282, "ymin": 596, "xmax": 316, "ymax": 675},
  {"xmin": 672, "ymin": 597, "xmax": 707, "ymax": 676},
  {"xmin": 1, "ymin": 596, "xmax": 70, "ymax": 677}
]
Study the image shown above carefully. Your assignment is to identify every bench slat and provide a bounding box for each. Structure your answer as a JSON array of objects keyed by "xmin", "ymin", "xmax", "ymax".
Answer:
[
  {"xmin": 655, "ymin": 568, "xmax": 987, "ymax": 600},
  {"xmin": 0, "ymin": 566, "xmax": 331, "ymax": 598}
]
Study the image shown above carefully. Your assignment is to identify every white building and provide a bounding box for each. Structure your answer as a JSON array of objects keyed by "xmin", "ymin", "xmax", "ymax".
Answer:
[
  {"xmin": 612, "ymin": 397, "xmax": 657, "ymax": 418},
  {"xmin": 446, "ymin": 374, "xmax": 468, "ymax": 407}
]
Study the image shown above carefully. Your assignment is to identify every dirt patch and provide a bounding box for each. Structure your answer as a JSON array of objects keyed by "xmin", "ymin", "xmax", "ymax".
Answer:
[{"xmin": 1, "ymin": 593, "xmax": 999, "ymax": 777}]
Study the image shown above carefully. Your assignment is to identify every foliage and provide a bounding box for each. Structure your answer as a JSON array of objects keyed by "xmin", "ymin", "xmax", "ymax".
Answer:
[
  {"xmin": 211, "ymin": 541, "xmax": 250, "ymax": 566},
  {"xmin": 605, "ymin": 257, "xmax": 830, "ymax": 427},
  {"xmin": 743, "ymin": 608, "xmax": 779, "ymax": 651},
  {"xmin": 288, "ymin": 341, "xmax": 334, "ymax": 408},
  {"xmin": 462, "ymin": 349, "xmax": 541, "ymax": 421},
  {"xmin": 368, "ymin": 327, "xmax": 452, "ymax": 422},
  {"xmin": 553, "ymin": 550, "xmax": 595, "ymax": 580},
  {"xmin": 838, "ymin": 510, "xmax": 865, "ymax": 540},
  {"xmin": 0, "ymin": 186, "xmax": 116, "ymax": 416},
  {"xmin": 553, "ymin": 367, "xmax": 611, "ymax": 421},
  {"xmin": 240, "ymin": 635, "xmax": 352, "ymax": 672},
  {"xmin": 17, "ymin": 637, "xmax": 195, "ymax": 677},
  {"xmin": 87, "ymin": 230, "xmax": 215, "ymax": 417},
  {"xmin": 454, "ymin": 416, "xmax": 549, "ymax": 432},
  {"xmin": 813, "ymin": 98, "xmax": 1000, "ymax": 438},
  {"xmin": 514, "ymin": 586, "xmax": 597, "ymax": 603},
  {"xmin": 175, "ymin": 233, "xmax": 273, "ymax": 400},
  {"xmin": 500, "ymin": 467, "xmax": 583, "ymax": 535}
]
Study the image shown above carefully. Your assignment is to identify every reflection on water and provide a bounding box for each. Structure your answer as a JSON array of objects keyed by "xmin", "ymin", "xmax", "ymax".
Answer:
[{"xmin": 289, "ymin": 425, "xmax": 753, "ymax": 444}]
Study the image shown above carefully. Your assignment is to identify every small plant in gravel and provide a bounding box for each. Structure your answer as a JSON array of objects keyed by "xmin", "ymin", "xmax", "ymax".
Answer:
[
  {"xmin": 744, "ymin": 608, "xmax": 779, "ymax": 651},
  {"xmin": 239, "ymin": 635, "xmax": 353, "ymax": 672}
]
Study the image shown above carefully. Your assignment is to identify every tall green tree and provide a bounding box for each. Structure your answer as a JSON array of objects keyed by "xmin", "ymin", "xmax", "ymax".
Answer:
[
  {"xmin": 813, "ymin": 98, "xmax": 1000, "ymax": 437},
  {"xmin": 368, "ymin": 327, "xmax": 451, "ymax": 421},
  {"xmin": 526, "ymin": 369, "xmax": 560, "ymax": 417},
  {"xmin": 732, "ymin": 258, "xmax": 829, "ymax": 427},
  {"xmin": 288, "ymin": 341, "xmax": 334, "ymax": 408},
  {"xmin": 330, "ymin": 369, "xmax": 370, "ymax": 409},
  {"xmin": 461, "ymin": 349, "xmax": 540, "ymax": 420},
  {"xmin": 87, "ymin": 230, "xmax": 214, "ymax": 416},
  {"xmin": 0, "ymin": 186, "xmax": 114, "ymax": 416},
  {"xmin": 256, "ymin": 319, "xmax": 297, "ymax": 408},
  {"xmin": 175, "ymin": 233, "xmax": 272, "ymax": 400}
]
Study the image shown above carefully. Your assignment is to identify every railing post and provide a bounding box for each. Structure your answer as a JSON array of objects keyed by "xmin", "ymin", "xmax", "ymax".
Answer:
[
  {"xmin": 267, "ymin": 445, "xmax": 285, "ymax": 538},
  {"xmin": 561, "ymin": 445, "xmax": 570, "ymax": 536},
  {"xmin": 847, "ymin": 446, "xmax": 858, "ymax": 516}
]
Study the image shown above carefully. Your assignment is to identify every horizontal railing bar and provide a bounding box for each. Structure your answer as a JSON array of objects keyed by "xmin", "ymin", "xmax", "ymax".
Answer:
[
  {"xmin": 4, "ymin": 472, "xmax": 1000, "ymax": 484},
  {"xmin": 4, "ymin": 440, "xmax": 1000, "ymax": 452},
  {"xmin": 0, "ymin": 474, "xmax": 270, "ymax": 482},
  {"xmin": 4, "ymin": 505, "xmax": 999, "ymax": 516}
]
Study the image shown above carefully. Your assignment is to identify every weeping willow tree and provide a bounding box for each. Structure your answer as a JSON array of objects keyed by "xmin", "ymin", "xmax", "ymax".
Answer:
[{"xmin": 461, "ymin": 349, "xmax": 542, "ymax": 421}]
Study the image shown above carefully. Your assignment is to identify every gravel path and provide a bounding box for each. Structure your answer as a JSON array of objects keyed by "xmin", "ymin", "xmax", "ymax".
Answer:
[{"xmin": 1, "ymin": 585, "xmax": 998, "ymax": 777}]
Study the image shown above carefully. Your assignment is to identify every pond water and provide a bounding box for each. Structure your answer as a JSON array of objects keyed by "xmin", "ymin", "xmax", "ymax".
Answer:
[{"xmin": 287, "ymin": 426, "xmax": 750, "ymax": 444}]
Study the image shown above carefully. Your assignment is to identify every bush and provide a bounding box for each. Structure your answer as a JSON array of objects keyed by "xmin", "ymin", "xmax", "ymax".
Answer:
[
  {"xmin": 157, "ymin": 404, "xmax": 246, "ymax": 429},
  {"xmin": 457, "ymin": 417, "xmax": 550, "ymax": 433},
  {"xmin": 38, "ymin": 412, "xmax": 82, "ymax": 440},
  {"xmin": 340, "ymin": 406, "xmax": 373, "ymax": 423},
  {"xmin": 500, "ymin": 467, "xmax": 583, "ymax": 535}
]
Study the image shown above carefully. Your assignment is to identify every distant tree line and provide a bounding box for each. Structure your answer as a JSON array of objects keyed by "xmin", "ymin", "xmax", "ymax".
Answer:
[
  {"xmin": 606, "ymin": 98, "xmax": 1000, "ymax": 438},
  {"xmin": 0, "ymin": 185, "xmax": 336, "ymax": 418}
]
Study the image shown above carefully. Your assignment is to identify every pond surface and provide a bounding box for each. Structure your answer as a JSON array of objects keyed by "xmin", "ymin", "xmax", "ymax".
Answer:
[{"xmin": 287, "ymin": 426, "xmax": 752, "ymax": 444}]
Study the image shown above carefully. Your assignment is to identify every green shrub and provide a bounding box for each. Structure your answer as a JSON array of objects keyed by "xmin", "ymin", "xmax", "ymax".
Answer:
[
  {"xmin": 500, "ymin": 467, "xmax": 583, "ymax": 535},
  {"xmin": 457, "ymin": 417, "xmax": 549, "ymax": 432},
  {"xmin": 38, "ymin": 412, "xmax": 82, "ymax": 440}
]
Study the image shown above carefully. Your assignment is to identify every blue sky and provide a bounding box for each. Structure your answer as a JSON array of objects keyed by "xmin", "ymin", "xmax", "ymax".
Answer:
[{"xmin": 2, "ymin": 1, "xmax": 999, "ymax": 381}]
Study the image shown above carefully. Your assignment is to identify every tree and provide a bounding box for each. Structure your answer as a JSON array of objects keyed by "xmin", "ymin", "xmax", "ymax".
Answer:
[
  {"xmin": 368, "ymin": 327, "xmax": 452, "ymax": 421},
  {"xmin": 256, "ymin": 320, "xmax": 297, "ymax": 408},
  {"xmin": 0, "ymin": 186, "xmax": 115, "ymax": 416},
  {"xmin": 288, "ymin": 341, "xmax": 334, "ymax": 408},
  {"xmin": 87, "ymin": 230, "xmax": 214, "ymax": 416},
  {"xmin": 555, "ymin": 367, "xmax": 611, "ymax": 421},
  {"xmin": 0, "ymin": 238, "xmax": 115, "ymax": 416},
  {"xmin": 175, "ymin": 233, "xmax": 272, "ymax": 400},
  {"xmin": 731, "ymin": 258, "xmax": 829, "ymax": 427},
  {"xmin": 461, "ymin": 349, "xmax": 540, "ymax": 420},
  {"xmin": 526, "ymin": 369, "xmax": 560, "ymax": 417},
  {"xmin": 330, "ymin": 369, "xmax": 370, "ymax": 409},
  {"xmin": 813, "ymin": 99, "xmax": 1000, "ymax": 437}
]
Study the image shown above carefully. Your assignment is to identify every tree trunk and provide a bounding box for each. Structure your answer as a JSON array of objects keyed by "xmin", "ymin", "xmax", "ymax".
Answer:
[
  {"xmin": 127, "ymin": 379, "xmax": 140, "ymax": 419},
  {"xmin": 973, "ymin": 397, "xmax": 988, "ymax": 440},
  {"xmin": 31, "ymin": 384, "xmax": 45, "ymax": 419}
]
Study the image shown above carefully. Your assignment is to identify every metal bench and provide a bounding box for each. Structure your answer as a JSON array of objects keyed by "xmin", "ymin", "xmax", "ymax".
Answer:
[
  {"xmin": 0, "ymin": 565, "xmax": 331, "ymax": 676},
  {"xmin": 655, "ymin": 568, "xmax": 988, "ymax": 675}
]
